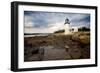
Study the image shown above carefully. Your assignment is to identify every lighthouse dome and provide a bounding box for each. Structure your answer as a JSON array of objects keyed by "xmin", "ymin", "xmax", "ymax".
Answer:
[{"xmin": 64, "ymin": 18, "xmax": 70, "ymax": 24}]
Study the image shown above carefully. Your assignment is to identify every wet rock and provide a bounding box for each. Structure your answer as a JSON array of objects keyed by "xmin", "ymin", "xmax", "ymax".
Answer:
[
  {"xmin": 65, "ymin": 45, "xmax": 70, "ymax": 52},
  {"xmin": 31, "ymin": 48, "xmax": 39, "ymax": 54},
  {"xmin": 81, "ymin": 47, "xmax": 90, "ymax": 58},
  {"xmin": 69, "ymin": 48, "xmax": 82, "ymax": 59}
]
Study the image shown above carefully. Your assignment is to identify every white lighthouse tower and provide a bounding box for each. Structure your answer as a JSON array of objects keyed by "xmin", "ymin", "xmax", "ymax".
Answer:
[{"xmin": 64, "ymin": 18, "xmax": 70, "ymax": 35}]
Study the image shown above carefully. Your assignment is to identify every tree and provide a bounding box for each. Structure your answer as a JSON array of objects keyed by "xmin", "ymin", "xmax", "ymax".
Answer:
[
  {"xmin": 54, "ymin": 29, "xmax": 65, "ymax": 33},
  {"xmin": 78, "ymin": 27, "xmax": 90, "ymax": 31}
]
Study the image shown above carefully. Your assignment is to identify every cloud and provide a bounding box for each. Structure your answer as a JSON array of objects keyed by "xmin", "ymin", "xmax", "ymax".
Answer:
[
  {"xmin": 24, "ymin": 15, "xmax": 34, "ymax": 27},
  {"xmin": 24, "ymin": 11, "xmax": 90, "ymax": 33},
  {"xmin": 25, "ymin": 22, "xmax": 64, "ymax": 33},
  {"xmin": 70, "ymin": 15, "xmax": 90, "ymax": 27}
]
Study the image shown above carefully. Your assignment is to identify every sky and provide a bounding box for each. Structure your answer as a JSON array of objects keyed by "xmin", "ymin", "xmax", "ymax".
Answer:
[{"xmin": 24, "ymin": 11, "xmax": 90, "ymax": 33}]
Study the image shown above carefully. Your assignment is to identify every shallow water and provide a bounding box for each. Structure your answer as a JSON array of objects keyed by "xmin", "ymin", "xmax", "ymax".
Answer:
[
  {"xmin": 24, "ymin": 45, "xmax": 71, "ymax": 61},
  {"xmin": 24, "ymin": 33, "xmax": 52, "ymax": 37},
  {"xmin": 41, "ymin": 46, "xmax": 69, "ymax": 60}
]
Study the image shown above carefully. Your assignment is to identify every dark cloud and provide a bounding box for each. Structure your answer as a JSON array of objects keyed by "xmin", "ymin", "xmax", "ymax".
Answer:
[{"xmin": 24, "ymin": 11, "xmax": 90, "ymax": 29}]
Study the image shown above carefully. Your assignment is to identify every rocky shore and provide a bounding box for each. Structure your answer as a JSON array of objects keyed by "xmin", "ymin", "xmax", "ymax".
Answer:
[{"xmin": 24, "ymin": 32, "xmax": 90, "ymax": 62}]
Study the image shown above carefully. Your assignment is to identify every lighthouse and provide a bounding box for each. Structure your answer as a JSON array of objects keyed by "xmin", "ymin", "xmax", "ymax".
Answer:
[{"xmin": 64, "ymin": 18, "xmax": 70, "ymax": 35}]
